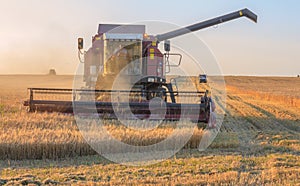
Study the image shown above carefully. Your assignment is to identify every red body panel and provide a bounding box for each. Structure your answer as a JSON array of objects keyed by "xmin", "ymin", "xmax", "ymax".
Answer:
[{"xmin": 142, "ymin": 40, "xmax": 165, "ymax": 79}]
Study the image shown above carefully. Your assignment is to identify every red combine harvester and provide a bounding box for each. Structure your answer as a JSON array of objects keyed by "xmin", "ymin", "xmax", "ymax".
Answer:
[{"xmin": 24, "ymin": 9, "xmax": 257, "ymax": 124}]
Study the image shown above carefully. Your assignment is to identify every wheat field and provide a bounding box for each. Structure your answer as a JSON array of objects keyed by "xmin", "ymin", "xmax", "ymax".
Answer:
[{"xmin": 0, "ymin": 75, "xmax": 299, "ymax": 185}]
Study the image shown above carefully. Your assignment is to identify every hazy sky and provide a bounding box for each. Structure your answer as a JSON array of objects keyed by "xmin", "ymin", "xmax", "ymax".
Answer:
[{"xmin": 0, "ymin": 0, "xmax": 299, "ymax": 76}]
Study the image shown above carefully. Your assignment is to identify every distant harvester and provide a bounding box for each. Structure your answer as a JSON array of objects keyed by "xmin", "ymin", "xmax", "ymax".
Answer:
[{"xmin": 48, "ymin": 69, "xmax": 56, "ymax": 75}]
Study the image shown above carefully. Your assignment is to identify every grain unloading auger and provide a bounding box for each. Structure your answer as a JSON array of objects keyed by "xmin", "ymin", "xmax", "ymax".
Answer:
[{"xmin": 24, "ymin": 9, "xmax": 257, "ymax": 124}]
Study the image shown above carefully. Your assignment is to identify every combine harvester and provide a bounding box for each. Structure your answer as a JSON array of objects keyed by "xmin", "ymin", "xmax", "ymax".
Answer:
[{"xmin": 24, "ymin": 9, "xmax": 257, "ymax": 125}]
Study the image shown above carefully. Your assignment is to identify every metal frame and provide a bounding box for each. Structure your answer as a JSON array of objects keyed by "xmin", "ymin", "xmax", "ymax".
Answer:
[{"xmin": 24, "ymin": 88, "xmax": 210, "ymax": 122}]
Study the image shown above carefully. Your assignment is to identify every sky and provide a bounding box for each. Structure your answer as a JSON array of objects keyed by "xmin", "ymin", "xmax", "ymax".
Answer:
[{"xmin": 0, "ymin": 0, "xmax": 299, "ymax": 76}]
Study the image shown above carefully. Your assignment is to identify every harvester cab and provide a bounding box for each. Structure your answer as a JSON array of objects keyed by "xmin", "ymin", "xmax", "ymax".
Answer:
[{"xmin": 25, "ymin": 8, "xmax": 257, "ymax": 125}]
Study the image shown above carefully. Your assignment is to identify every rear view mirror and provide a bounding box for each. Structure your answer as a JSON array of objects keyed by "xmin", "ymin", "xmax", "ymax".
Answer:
[
  {"xmin": 164, "ymin": 40, "xmax": 170, "ymax": 52},
  {"xmin": 78, "ymin": 38, "xmax": 84, "ymax": 50}
]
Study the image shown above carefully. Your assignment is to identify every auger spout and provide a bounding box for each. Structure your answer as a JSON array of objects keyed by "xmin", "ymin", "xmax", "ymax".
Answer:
[{"xmin": 155, "ymin": 8, "xmax": 257, "ymax": 42}]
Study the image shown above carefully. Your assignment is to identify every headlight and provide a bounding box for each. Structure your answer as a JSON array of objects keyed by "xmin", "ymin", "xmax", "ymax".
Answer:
[{"xmin": 148, "ymin": 77, "xmax": 155, "ymax": 82}]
